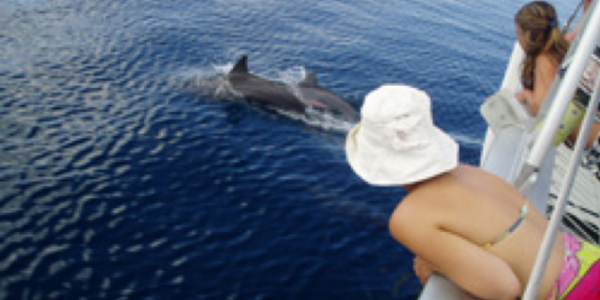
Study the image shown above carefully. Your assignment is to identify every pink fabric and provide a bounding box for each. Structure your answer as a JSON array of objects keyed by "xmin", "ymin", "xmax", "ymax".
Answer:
[
  {"xmin": 549, "ymin": 234, "xmax": 600, "ymax": 300},
  {"xmin": 564, "ymin": 262, "xmax": 600, "ymax": 300}
]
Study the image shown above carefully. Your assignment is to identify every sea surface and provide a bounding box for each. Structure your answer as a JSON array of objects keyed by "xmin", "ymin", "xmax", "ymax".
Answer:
[{"xmin": 0, "ymin": 0, "xmax": 578, "ymax": 299}]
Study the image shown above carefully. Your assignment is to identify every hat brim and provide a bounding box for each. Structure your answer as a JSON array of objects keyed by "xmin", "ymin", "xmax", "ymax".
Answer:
[{"xmin": 345, "ymin": 124, "xmax": 458, "ymax": 186}]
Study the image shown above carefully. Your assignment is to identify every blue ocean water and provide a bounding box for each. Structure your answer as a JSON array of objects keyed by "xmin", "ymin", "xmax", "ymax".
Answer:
[{"xmin": 0, "ymin": 0, "xmax": 578, "ymax": 299}]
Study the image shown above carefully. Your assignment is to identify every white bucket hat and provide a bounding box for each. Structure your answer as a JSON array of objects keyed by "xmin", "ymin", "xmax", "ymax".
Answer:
[{"xmin": 345, "ymin": 85, "xmax": 459, "ymax": 186}]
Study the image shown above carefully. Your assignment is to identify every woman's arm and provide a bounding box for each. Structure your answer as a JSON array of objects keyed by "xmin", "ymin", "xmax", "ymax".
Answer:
[
  {"xmin": 570, "ymin": 121, "xmax": 600, "ymax": 149},
  {"xmin": 390, "ymin": 203, "xmax": 521, "ymax": 300},
  {"xmin": 566, "ymin": 0, "xmax": 593, "ymax": 43},
  {"xmin": 516, "ymin": 54, "xmax": 560, "ymax": 116},
  {"xmin": 529, "ymin": 54, "xmax": 560, "ymax": 115}
]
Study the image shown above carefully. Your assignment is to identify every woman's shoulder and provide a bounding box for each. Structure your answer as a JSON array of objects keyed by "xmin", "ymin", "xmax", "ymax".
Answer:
[
  {"xmin": 536, "ymin": 52, "xmax": 561, "ymax": 70},
  {"xmin": 431, "ymin": 164, "xmax": 508, "ymax": 190},
  {"xmin": 407, "ymin": 165, "xmax": 521, "ymax": 206}
]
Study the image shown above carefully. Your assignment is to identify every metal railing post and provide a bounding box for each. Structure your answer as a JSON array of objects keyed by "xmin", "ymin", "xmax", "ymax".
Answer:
[{"xmin": 521, "ymin": 4, "xmax": 600, "ymax": 296}]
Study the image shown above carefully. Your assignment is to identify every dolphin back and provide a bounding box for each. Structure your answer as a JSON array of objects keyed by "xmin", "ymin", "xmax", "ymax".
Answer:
[{"xmin": 225, "ymin": 56, "xmax": 357, "ymax": 121}]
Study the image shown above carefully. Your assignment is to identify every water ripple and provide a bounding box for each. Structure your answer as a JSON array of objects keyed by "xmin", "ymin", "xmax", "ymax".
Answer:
[{"xmin": 0, "ymin": 0, "xmax": 517, "ymax": 299}]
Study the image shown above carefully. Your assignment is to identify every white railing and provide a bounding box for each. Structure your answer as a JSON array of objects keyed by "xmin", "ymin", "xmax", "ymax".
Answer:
[
  {"xmin": 521, "ymin": 1, "xmax": 600, "ymax": 298},
  {"xmin": 419, "ymin": 1, "xmax": 600, "ymax": 300}
]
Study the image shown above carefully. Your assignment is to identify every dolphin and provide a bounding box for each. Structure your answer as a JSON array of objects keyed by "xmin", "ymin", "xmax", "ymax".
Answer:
[
  {"xmin": 297, "ymin": 72, "xmax": 358, "ymax": 122},
  {"xmin": 226, "ymin": 56, "xmax": 358, "ymax": 122}
]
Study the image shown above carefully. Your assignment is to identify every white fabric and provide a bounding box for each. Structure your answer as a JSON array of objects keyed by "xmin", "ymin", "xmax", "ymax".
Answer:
[{"xmin": 346, "ymin": 85, "xmax": 459, "ymax": 186}]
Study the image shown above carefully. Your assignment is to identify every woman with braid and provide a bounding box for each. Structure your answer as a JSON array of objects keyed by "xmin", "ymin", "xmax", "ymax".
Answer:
[
  {"xmin": 514, "ymin": 1, "xmax": 570, "ymax": 116},
  {"xmin": 516, "ymin": 2, "xmax": 600, "ymax": 179}
]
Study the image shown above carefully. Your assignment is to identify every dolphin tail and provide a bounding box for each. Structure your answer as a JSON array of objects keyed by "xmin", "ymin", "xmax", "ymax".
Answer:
[{"xmin": 231, "ymin": 55, "xmax": 249, "ymax": 74}]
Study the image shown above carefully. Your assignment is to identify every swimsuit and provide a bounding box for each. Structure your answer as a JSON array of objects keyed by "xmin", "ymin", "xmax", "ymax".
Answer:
[
  {"xmin": 483, "ymin": 201, "xmax": 529, "ymax": 249},
  {"xmin": 547, "ymin": 233, "xmax": 600, "ymax": 300},
  {"xmin": 480, "ymin": 201, "xmax": 600, "ymax": 299}
]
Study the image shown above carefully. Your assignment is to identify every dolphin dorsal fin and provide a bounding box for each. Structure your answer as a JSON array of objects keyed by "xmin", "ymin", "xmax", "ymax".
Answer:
[
  {"xmin": 299, "ymin": 72, "xmax": 319, "ymax": 87},
  {"xmin": 231, "ymin": 55, "xmax": 249, "ymax": 73}
]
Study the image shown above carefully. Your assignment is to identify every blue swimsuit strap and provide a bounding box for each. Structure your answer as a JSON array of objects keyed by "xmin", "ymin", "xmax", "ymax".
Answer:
[{"xmin": 483, "ymin": 201, "xmax": 529, "ymax": 249}]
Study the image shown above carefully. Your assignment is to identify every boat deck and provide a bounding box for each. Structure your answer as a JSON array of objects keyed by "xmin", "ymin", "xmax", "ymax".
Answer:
[{"xmin": 549, "ymin": 143, "xmax": 600, "ymax": 244}]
